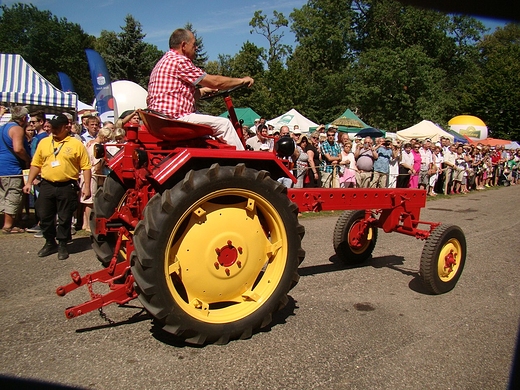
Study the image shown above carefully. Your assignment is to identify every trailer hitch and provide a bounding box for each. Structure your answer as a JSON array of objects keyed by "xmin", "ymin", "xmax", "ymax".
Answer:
[{"xmin": 56, "ymin": 227, "xmax": 137, "ymax": 319}]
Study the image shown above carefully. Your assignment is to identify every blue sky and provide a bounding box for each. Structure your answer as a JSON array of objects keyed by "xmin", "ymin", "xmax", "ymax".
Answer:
[{"xmin": 1, "ymin": 0, "xmax": 509, "ymax": 62}]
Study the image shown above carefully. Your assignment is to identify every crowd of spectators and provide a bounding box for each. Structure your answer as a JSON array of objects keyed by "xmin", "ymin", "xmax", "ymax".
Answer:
[
  {"xmin": 0, "ymin": 105, "xmax": 128, "ymax": 250},
  {"xmin": 242, "ymin": 121, "xmax": 520, "ymax": 192},
  {"xmin": 2, "ymin": 104, "xmax": 519, "ymax": 257}
]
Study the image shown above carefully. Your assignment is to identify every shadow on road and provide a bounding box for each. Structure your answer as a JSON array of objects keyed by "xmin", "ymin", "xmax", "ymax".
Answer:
[
  {"xmin": 298, "ymin": 254, "xmax": 431, "ymax": 294},
  {"xmin": 75, "ymin": 306, "xmax": 150, "ymax": 333},
  {"xmin": 67, "ymin": 236, "xmax": 92, "ymax": 254},
  {"xmin": 150, "ymin": 296, "xmax": 298, "ymax": 348}
]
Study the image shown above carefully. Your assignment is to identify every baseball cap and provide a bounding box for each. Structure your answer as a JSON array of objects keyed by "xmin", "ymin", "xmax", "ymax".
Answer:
[
  {"xmin": 49, "ymin": 114, "xmax": 69, "ymax": 128},
  {"xmin": 293, "ymin": 128, "xmax": 302, "ymax": 135}
]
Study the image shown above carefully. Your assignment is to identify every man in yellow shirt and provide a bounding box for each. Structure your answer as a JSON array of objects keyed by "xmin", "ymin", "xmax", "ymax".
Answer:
[{"xmin": 23, "ymin": 114, "xmax": 92, "ymax": 260}]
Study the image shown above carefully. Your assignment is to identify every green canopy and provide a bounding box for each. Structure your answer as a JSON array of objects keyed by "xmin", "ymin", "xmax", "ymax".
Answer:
[
  {"xmin": 219, "ymin": 107, "xmax": 260, "ymax": 128},
  {"xmin": 309, "ymin": 109, "xmax": 371, "ymax": 133}
]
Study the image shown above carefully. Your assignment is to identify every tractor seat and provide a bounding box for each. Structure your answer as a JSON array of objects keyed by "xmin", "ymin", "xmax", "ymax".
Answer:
[{"xmin": 138, "ymin": 109, "xmax": 213, "ymax": 142}]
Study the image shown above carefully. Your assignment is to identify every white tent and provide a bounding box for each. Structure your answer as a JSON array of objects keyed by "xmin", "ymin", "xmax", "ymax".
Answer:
[
  {"xmin": 267, "ymin": 108, "xmax": 318, "ymax": 134},
  {"xmin": 0, "ymin": 53, "xmax": 77, "ymax": 114},
  {"xmin": 505, "ymin": 141, "xmax": 520, "ymax": 150},
  {"xmin": 396, "ymin": 120, "xmax": 454, "ymax": 143},
  {"xmin": 78, "ymin": 100, "xmax": 95, "ymax": 112}
]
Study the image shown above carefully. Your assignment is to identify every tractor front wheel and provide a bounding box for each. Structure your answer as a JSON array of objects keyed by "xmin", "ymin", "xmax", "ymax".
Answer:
[
  {"xmin": 90, "ymin": 174, "xmax": 127, "ymax": 266},
  {"xmin": 131, "ymin": 164, "xmax": 305, "ymax": 345},
  {"xmin": 333, "ymin": 210, "xmax": 378, "ymax": 265}
]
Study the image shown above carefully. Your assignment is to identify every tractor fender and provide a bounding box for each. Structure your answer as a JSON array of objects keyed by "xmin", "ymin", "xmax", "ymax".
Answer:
[{"xmin": 147, "ymin": 148, "xmax": 296, "ymax": 191}]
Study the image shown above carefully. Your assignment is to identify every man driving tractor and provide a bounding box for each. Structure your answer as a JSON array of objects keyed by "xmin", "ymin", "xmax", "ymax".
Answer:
[{"xmin": 147, "ymin": 28, "xmax": 254, "ymax": 149}]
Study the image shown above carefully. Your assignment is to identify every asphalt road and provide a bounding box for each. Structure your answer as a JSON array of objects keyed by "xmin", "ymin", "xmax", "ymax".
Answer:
[{"xmin": 1, "ymin": 186, "xmax": 519, "ymax": 389}]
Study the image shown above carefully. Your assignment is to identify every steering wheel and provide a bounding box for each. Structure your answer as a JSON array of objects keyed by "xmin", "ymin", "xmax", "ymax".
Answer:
[{"xmin": 199, "ymin": 83, "xmax": 247, "ymax": 101}]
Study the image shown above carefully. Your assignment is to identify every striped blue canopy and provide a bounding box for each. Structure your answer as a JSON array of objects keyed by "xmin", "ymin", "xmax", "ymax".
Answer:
[{"xmin": 0, "ymin": 53, "xmax": 77, "ymax": 111}]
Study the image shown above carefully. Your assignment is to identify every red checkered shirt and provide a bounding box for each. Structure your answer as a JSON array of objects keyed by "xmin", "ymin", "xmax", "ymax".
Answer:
[{"xmin": 147, "ymin": 50, "xmax": 206, "ymax": 118}]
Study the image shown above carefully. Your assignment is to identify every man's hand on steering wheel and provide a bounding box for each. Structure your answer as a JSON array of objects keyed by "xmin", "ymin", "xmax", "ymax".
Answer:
[
  {"xmin": 195, "ymin": 87, "xmax": 218, "ymax": 100},
  {"xmin": 241, "ymin": 76, "xmax": 254, "ymax": 88},
  {"xmin": 198, "ymin": 78, "xmax": 254, "ymax": 101}
]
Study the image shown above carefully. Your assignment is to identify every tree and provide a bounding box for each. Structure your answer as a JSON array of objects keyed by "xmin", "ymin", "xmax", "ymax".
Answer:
[
  {"xmin": 95, "ymin": 15, "xmax": 163, "ymax": 90},
  {"xmin": 351, "ymin": 46, "xmax": 449, "ymax": 130},
  {"xmin": 291, "ymin": 0, "xmax": 356, "ymax": 73},
  {"xmin": 249, "ymin": 10, "xmax": 292, "ymax": 66},
  {"xmin": 0, "ymin": 3, "xmax": 95, "ymax": 101},
  {"xmin": 348, "ymin": 0, "xmax": 488, "ymax": 130},
  {"xmin": 467, "ymin": 24, "xmax": 520, "ymax": 140},
  {"xmin": 184, "ymin": 22, "xmax": 209, "ymax": 69},
  {"xmin": 197, "ymin": 42, "xmax": 265, "ymax": 117},
  {"xmin": 287, "ymin": 0, "xmax": 357, "ymax": 124}
]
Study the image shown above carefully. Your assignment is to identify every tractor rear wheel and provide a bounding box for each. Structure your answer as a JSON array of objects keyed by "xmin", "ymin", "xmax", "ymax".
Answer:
[
  {"xmin": 420, "ymin": 224, "xmax": 466, "ymax": 294},
  {"xmin": 90, "ymin": 174, "xmax": 127, "ymax": 266},
  {"xmin": 333, "ymin": 210, "xmax": 378, "ymax": 265},
  {"xmin": 131, "ymin": 164, "xmax": 305, "ymax": 345}
]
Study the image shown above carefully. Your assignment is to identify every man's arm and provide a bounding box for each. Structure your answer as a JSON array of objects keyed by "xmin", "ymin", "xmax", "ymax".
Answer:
[
  {"xmin": 22, "ymin": 165, "xmax": 41, "ymax": 194},
  {"xmin": 322, "ymin": 150, "xmax": 341, "ymax": 163},
  {"xmin": 292, "ymin": 145, "xmax": 300, "ymax": 161},
  {"xmin": 9, "ymin": 125, "xmax": 31, "ymax": 167},
  {"xmin": 82, "ymin": 169, "xmax": 92, "ymax": 200},
  {"xmin": 199, "ymin": 75, "xmax": 254, "ymax": 90}
]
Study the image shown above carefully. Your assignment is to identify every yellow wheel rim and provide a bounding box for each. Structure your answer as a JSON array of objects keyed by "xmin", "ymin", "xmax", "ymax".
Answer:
[
  {"xmin": 116, "ymin": 193, "xmax": 131, "ymax": 260},
  {"xmin": 164, "ymin": 188, "xmax": 288, "ymax": 324},
  {"xmin": 348, "ymin": 221, "xmax": 373, "ymax": 255},
  {"xmin": 437, "ymin": 238, "xmax": 462, "ymax": 282}
]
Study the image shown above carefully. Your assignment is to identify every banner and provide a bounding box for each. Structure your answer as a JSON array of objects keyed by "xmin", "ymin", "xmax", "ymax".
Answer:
[
  {"xmin": 85, "ymin": 49, "xmax": 114, "ymax": 122},
  {"xmin": 57, "ymin": 72, "xmax": 75, "ymax": 92}
]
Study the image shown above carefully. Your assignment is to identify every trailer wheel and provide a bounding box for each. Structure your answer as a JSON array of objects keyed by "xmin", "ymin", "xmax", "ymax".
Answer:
[
  {"xmin": 420, "ymin": 224, "xmax": 466, "ymax": 294},
  {"xmin": 333, "ymin": 210, "xmax": 378, "ymax": 265},
  {"xmin": 90, "ymin": 174, "xmax": 127, "ymax": 266},
  {"xmin": 131, "ymin": 164, "xmax": 305, "ymax": 345}
]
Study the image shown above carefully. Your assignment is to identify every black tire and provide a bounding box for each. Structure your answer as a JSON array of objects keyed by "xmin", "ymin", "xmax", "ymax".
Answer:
[
  {"xmin": 131, "ymin": 164, "xmax": 305, "ymax": 345},
  {"xmin": 90, "ymin": 174, "xmax": 127, "ymax": 266},
  {"xmin": 333, "ymin": 210, "xmax": 378, "ymax": 265},
  {"xmin": 420, "ymin": 224, "xmax": 466, "ymax": 294}
]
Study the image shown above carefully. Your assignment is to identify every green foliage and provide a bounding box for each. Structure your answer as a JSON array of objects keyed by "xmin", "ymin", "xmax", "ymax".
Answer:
[
  {"xmin": 291, "ymin": 0, "xmax": 356, "ymax": 73},
  {"xmin": 0, "ymin": 3, "xmax": 94, "ymax": 101},
  {"xmin": 249, "ymin": 10, "xmax": 292, "ymax": 66},
  {"xmin": 350, "ymin": 46, "xmax": 449, "ymax": 130},
  {"xmin": 95, "ymin": 15, "xmax": 163, "ymax": 90},
  {"xmin": 467, "ymin": 24, "xmax": 520, "ymax": 140},
  {"xmin": 198, "ymin": 42, "xmax": 265, "ymax": 117},
  {"xmin": 287, "ymin": 0, "xmax": 358, "ymax": 125},
  {"xmin": 184, "ymin": 22, "xmax": 209, "ymax": 69},
  {"xmin": 0, "ymin": 1, "xmax": 517, "ymax": 139}
]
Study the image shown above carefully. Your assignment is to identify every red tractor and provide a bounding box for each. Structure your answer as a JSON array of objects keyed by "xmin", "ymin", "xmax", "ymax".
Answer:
[{"xmin": 57, "ymin": 88, "xmax": 466, "ymax": 345}]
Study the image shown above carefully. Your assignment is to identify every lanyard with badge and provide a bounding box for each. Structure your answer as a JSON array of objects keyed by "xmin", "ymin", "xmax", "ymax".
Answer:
[{"xmin": 51, "ymin": 139, "xmax": 64, "ymax": 167}]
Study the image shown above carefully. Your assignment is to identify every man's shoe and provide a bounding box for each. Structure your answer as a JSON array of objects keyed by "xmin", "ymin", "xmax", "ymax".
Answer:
[
  {"xmin": 27, "ymin": 224, "xmax": 41, "ymax": 233},
  {"xmin": 58, "ymin": 243, "xmax": 69, "ymax": 260},
  {"xmin": 34, "ymin": 231, "xmax": 43, "ymax": 238},
  {"xmin": 38, "ymin": 241, "xmax": 58, "ymax": 257}
]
